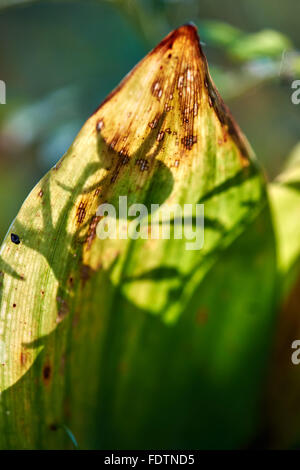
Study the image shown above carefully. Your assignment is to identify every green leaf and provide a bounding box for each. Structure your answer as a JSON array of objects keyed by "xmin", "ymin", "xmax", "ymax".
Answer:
[
  {"xmin": 198, "ymin": 20, "xmax": 243, "ymax": 47},
  {"xmin": 229, "ymin": 30, "xmax": 292, "ymax": 62},
  {"xmin": 199, "ymin": 21, "xmax": 292, "ymax": 62},
  {"xmin": 269, "ymin": 142, "xmax": 300, "ymax": 292},
  {"xmin": 262, "ymin": 144, "xmax": 300, "ymax": 449},
  {"xmin": 0, "ymin": 25, "xmax": 276, "ymax": 449}
]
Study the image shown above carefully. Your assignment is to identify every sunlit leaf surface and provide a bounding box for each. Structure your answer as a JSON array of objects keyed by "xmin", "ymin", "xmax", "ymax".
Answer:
[{"xmin": 0, "ymin": 25, "xmax": 276, "ymax": 449}]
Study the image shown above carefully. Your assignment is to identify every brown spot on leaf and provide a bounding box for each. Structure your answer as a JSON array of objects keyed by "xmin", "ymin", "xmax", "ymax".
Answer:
[
  {"xmin": 181, "ymin": 135, "xmax": 197, "ymax": 150},
  {"xmin": 86, "ymin": 215, "xmax": 101, "ymax": 250},
  {"xmin": 118, "ymin": 148, "xmax": 130, "ymax": 166},
  {"xmin": 135, "ymin": 159, "xmax": 149, "ymax": 172},
  {"xmin": 53, "ymin": 162, "xmax": 61, "ymax": 171},
  {"xmin": 149, "ymin": 115, "xmax": 160, "ymax": 129},
  {"xmin": 108, "ymin": 143, "xmax": 131, "ymax": 183},
  {"xmin": 157, "ymin": 130, "xmax": 165, "ymax": 142},
  {"xmin": 96, "ymin": 118, "xmax": 104, "ymax": 132},
  {"xmin": 80, "ymin": 264, "xmax": 95, "ymax": 286},
  {"xmin": 20, "ymin": 352, "xmax": 27, "ymax": 366},
  {"xmin": 76, "ymin": 200, "xmax": 87, "ymax": 225},
  {"xmin": 109, "ymin": 137, "xmax": 118, "ymax": 150},
  {"xmin": 56, "ymin": 296, "xmax": 69, "ymax": 322},
  {"xmin": 151, "ymin": 80, "xmax": 163, "ymax": 100},
  {"xmin": 43, "ymin": 364, "xmax": 51, "ymax": 383}
]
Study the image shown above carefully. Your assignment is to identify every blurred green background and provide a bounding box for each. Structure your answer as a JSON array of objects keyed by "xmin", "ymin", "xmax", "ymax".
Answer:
[{"xmin": 0, "ymin": 0, "xmax": 299, "ymax": 242}]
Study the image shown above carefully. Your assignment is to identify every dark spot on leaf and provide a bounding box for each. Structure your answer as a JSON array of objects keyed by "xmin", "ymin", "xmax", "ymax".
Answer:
[
  {"xmin": 149, "ymin": 119, "xmax": 158, "ymax": 129},
  {"xmin": 76, "ymin": 200, "xmax": 88, "ymax": 225},
  {"xmin": 86, "ymin": 215, "xmax": 101, "ymax": 250},
  {"xmin": 181, "ymin": 135, "xmax": 197, "ymax": 150},
  {"xmin": 135, "ymin": 159, "xmax": 149, "ymax": 172},
  {"xmin": 11, "ymin": 233, "xmax": 20, "ymax": 245},
  {"xmin": 157, "ymin": 130, "xmax": 165, "ymax": 142},
  {"xmin": 151, "ymin": 80, "xmax": 163, "ymax": 100},
  {"xmin": 118, "ymin": 148, "xmax": 130, "ymax": 165},
  {"xmin": 20, "ymin": 352, "xmax": 27, "ymax": 366},
  {"xmin": 80, "ymin": 264, "xmax": 95, "ymax": 286},
  {"xmin": 43, "ymin": 364, "xmax": 51, "ymax": 383}
]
